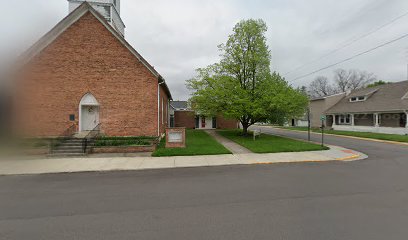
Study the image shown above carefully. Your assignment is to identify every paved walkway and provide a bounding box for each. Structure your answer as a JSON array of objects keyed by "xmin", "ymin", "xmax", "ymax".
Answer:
[
  {"xmin": 205, "ymin": 130, "xmax": 252, "ymax": 154},
  {"xmin": 0, "ymin": 146, "xmax": 366, "ymax": 175}
]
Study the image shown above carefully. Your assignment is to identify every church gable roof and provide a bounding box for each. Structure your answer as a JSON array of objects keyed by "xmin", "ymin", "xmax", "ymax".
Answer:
[{"xmin": 19, "ymin": 2, "xmax": 172, "ymax": 99}]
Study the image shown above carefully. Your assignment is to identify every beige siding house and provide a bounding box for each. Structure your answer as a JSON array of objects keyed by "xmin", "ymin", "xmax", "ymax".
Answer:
[
  {"xmin": 309, "ymin": 93, "xmax": 346, "ymax": 128},
  {"xmin": 325, "ymin": 81, "xmax": 408, "ymax": 135}
]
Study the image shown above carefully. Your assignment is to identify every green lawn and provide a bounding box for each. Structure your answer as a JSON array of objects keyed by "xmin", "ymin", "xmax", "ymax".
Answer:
[
  {"xmin": 217, "ymin": 130, "xmax": 329, "ymax": 153},
  {"xmin": 280, "ymin": 126, "xmax": 408, "ymax": 143},
  {"xmin": 152, "ymin": 130, "xmax": 231, "ymax": 157}
]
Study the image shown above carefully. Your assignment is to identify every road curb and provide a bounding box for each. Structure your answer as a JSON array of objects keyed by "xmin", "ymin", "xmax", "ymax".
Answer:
[
  {"xmin": 335, "ymin": 154, "xmax": 361, "ymax": 161},
  {"xmin": 269, "ymin": 127, "xmax": 408, "ymax": 147},
  {"xmin": 252, "ymin": 153, "xmax": 364, "ymax": 166}
]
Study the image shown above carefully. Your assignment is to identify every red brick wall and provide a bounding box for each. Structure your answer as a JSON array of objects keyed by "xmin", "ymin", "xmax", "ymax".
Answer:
[
  {"xmin": 217, "ymin": 115, "xmax": 239, "ymax": 129},
  {"xmin": 14, "ymin": 12, "xmax": 165, "ymax": 137},
  {"xmin": 174, "ymin": 111, "xmax": 196, "ymax": 129},
  {"xmin": 174, "ymin": 111, "xmax": 238, "ymax": 129}
]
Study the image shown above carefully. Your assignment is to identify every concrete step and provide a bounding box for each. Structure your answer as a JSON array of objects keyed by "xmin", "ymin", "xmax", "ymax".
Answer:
[
  {"xmin": 57, "ymin": 143, "xmax": 84, "ymax": 147},
  {"xmin": 50, "ymin": 136, "xmax": 95, "ymax": 156},
  {"xmin": 62, "ymin": 140, "xmax": 84, "ymax": 144},
  {"xmin": 73, "ymin": 131, "xmax": 92, "ymax": 139},
  {"xmin": 52, "ymin": 149, "xmax": 85, "ymax": 154},
  {"xmin": 54, "ymin": 147, "xmax": 84, "ymax": 151},
  {"xmin": 56, "ymin": 146, "xmax": 83, "ymax": 149},
  {"xmin": 47, "ymin": 153, "xmax": 86, "ymax": 158}
]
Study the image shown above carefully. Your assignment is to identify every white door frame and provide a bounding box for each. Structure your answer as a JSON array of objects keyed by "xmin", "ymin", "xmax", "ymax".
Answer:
[
  {"xmin": 79, "ymin": 93, "xmax": 100, "ymax": 132},
  {"xmin": 198, "ymin": 116, "xmax": 216, "ymax": 129}
]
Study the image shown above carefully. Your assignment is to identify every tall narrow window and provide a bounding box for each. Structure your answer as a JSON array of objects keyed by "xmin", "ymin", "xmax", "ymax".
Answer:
[
  {"xmin": 170, "ymin": 115, "xmax": 175, "ymax": 128},
  {"xmin": 195, "ymin": 116, "xmax": 200, "ymax": 129},
  {"xmin": 162, "ymin": 98, "xmax": 164, "ymax": 124}
]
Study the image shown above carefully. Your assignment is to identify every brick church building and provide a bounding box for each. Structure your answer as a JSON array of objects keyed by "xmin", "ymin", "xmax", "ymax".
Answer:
[{"xmin": 13, "ymin": 0, "xmax": 172, "ymax": 137}]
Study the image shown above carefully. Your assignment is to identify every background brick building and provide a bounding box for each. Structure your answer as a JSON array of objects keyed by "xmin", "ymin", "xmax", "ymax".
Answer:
[{"xmin": 170, "ymin": 101, "xmax": 239, "ymax": 130}]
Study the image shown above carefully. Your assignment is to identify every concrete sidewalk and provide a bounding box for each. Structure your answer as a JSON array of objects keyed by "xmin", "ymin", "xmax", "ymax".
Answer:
[
  {"xmin": 0, "ymin": 146, "xmax": 366, "ymax": 176},
  {"xmin": 205, "ymin": 130, "xmax": 252, "ymax": 154}
]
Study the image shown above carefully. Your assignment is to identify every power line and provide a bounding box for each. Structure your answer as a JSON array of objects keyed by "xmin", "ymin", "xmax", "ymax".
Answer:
[
  {"xmin": 283, "ymin": 10, "xmax": 408, "ymax": 76},
  {"xmin": 289, "ymin": 32, "xmax": 408, "ymax": 83}
]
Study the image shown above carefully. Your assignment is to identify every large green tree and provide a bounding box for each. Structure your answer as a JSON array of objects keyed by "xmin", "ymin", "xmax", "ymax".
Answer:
[{"xmin": 187, "ymin": 19, "xmax": 308, "ymax": 135}]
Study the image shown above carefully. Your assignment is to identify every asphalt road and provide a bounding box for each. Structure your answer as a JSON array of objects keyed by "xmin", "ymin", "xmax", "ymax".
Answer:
[{"xmin": 1, "ymin": 127, "xmax": 408, "ymax": 240}]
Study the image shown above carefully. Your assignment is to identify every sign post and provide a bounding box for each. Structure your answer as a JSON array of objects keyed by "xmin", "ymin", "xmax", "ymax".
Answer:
[
  {"xmin": 320, "ymin": 115, "xmax": 326, "ymax": 147},
  {"xmin": 307, "ymin": 108, "xmax": 311, "ymax": 142}
]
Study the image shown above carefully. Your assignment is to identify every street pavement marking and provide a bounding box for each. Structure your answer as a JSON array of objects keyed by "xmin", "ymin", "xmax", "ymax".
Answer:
[{"xmin": 335, "ymin": 154, "xmax": 361, "ymax": 161}]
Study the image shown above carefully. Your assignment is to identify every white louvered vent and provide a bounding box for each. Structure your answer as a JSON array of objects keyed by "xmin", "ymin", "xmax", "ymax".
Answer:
[{"xmin": 68, "ymin": 0, "xmax": 124, "ymax": 36}]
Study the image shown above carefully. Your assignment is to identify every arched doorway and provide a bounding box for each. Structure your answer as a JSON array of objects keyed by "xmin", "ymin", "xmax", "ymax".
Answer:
[{"xmin": 79, "ymin": 93, "xmax": 100, "ymax": 131}]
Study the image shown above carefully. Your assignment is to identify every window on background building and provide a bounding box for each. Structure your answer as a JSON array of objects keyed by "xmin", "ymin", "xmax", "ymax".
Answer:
[
  {"xmin": 350, "ymin": 96, "xmax": 366, "ymax": 102},
  {"xmin": 195, "ymin": 116, "xmax": 200, "ymax": 129},
  {"xmin": 170, "ymin": 115, "xmax": 175, "ymax": 128},
  {"xmin": 339, "ymin": 114, "xmax": 351, "ymax": 125},
  {"xmin": 399, "ymin": 113, "xmax": 406, "ymax": 128}
]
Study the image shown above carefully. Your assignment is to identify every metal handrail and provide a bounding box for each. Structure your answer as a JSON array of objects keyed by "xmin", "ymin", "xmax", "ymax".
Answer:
[
  {"xmin": 82, "ymin": 124, "xmax": 101, "ymax": 153},
  {"xmin": 50, "ymin": 124, "xmax": 76, "ymax": 153},
  {"xmin": 62, "ymin": 124, "xmax": 77, "ymax": 138}
]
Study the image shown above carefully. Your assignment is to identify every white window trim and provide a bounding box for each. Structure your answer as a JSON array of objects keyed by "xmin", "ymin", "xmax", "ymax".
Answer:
[
  {"xmin": 350, "ymin": 96, "xmax": 367, "ymax": 102},
  {"xmin": 402, "ymin": 91, "xmax": 408, "ymax": 100},
  {"xmin": 338, "ymin": 114, "xmax": 351, "ymax": 125}
]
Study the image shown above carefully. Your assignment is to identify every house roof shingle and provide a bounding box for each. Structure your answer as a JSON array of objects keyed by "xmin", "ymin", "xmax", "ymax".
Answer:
[
  {"xmin": 326, "ymin": 81, "xmax": 408, "ymax": 114},
  {"xmin": 310, "ymin": 92, "xmax": 346, "ymax": 101},
  {"xmin": 170, "ymin": 101, "xmax": 190, "ymax": 110}
]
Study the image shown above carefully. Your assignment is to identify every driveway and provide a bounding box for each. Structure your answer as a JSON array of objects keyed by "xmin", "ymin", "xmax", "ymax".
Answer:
[{"xmin": 0, "ymin": 127, "xmax": 407, "ymax": 239}]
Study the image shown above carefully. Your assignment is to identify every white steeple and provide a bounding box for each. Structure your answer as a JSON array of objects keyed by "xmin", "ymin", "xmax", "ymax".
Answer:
[{"xmin": 68, "ymin": 0, "xmax": 125, "ymax": 36}]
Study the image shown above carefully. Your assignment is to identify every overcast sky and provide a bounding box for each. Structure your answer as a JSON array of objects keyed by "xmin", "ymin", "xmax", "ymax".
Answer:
[{"xmin": 2, "ymin": 0, "xmax": 408, "ymax": 99}]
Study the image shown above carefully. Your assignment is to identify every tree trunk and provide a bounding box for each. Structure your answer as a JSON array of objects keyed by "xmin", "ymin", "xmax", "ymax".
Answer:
[{"xmin": 242, "ymin": 123, "xmax": 249, "ymax": 136}]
